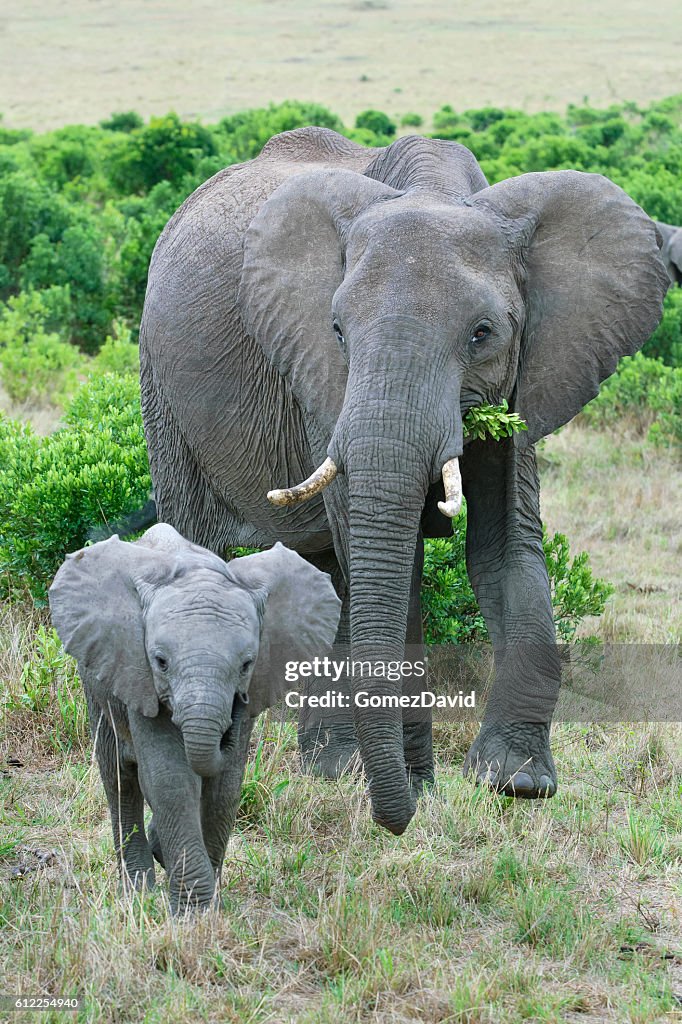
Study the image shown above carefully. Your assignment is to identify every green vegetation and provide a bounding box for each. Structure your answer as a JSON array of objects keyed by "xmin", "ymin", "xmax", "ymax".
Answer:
[
  {"xmin": 423, "ymin": 516, "xmax": 612, "ymax": 645},
  {"xmin": 582, "ymin": 352, "xmax": 682, "ymax": 448},
  {"xmin": 0, "ymin": 93, "xmax": 680, "ymax": 366},
  {"xmin": 0, "ymin": 374, "xmax": 150, "ymax": 603},
  {"xmin": 463, "ymin": 400, "xmax": 527, "ymax": 442}
]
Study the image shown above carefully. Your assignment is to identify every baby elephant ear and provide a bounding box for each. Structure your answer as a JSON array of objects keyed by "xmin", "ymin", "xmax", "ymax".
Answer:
[
  {"xmin": 49, "ymin": 535, "xmax": 163, "ymax": 717},
  {"xmin": 470, "ymin": 170, "xmax": 669, "ymax": 445},
  {"xmin": 227, "ymin": 543, "xmax": 342, "ymax": 718}
]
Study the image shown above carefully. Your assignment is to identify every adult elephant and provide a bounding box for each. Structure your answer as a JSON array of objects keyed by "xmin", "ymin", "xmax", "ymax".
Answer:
[
  {"xmin": 655, "ymin": 221, "xmax": 682, "ymax": 285},
  {"xmin": 140, "ymin": 127, "xmax": 667, "ymax": 836}
]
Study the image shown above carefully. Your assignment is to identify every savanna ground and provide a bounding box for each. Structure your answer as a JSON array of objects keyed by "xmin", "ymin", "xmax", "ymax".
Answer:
[
  {"xmin": 1, "ymin": 415, "xmax": 680, "ymax": 1023},
  {"xmin": 1, "ymin": 0, "xmax": 682, "ymax": 132}
]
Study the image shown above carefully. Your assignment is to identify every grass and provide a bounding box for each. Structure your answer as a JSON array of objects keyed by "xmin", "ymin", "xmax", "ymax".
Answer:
[
  {"xmin": 0, "ymin": 421, "xmax": 680, "ymax": 1022},
  {"xmin": 540, "ymin": 420, "xmax": 682, "ymax": 643},
  {"xmin": 0, "ymin": 0, "xmax": 681, "ymax": 131}
]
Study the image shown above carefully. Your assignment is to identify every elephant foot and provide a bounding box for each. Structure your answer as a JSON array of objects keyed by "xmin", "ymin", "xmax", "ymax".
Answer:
[
  {"xmin": 298, "ymin": 722, "xmax": 360, "ymax": 779},
  {"xmin": 463, "ymin": 721, "xmax": 557, "ymax": 798},
  {"xmin": 120, "ymin": 865, "xmax": 155, "ymax": 894},
  {"xmin": 148, "ymin": 818, "xmax": 165, "ymax": 869}
]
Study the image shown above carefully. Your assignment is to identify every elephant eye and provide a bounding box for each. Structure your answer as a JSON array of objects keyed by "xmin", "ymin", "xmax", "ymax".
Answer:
[
  {"xmin": 471, "ymin": 324, "xmax": 491, "ymax": 343},
  {"xmin": 154, "ymin": 655, "xmax": 169, "ymax": 673},
  {"xmin": 332, "ymin": 319, "xmax": 345, "ymax": 347},
  {"xmin": 241, "ymin": 659, "xmax": 254, "ymax": 675}
]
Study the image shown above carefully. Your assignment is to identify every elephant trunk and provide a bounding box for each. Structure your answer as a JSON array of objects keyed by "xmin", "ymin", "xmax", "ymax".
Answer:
[
  {"xmin": 347, "ymin": 481, "xmax": 423, "ymax": 835},
  {"xmin": 174, "ymin": 692, "xmax": 238, "ymax": 778},
  {"xmin": 332, "ymin": 347, "xmax": 463, "ymax": 835}
]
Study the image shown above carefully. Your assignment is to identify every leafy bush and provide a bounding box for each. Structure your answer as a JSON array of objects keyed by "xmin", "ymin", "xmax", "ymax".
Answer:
[
  {"xmin": 642, "ymin": 288, "xmax": 682, "ymax": 365},
  {"xmin": 19, "ymin": 219, "xmax": 110, "ymax": 351},
  {"xmin": 217, "ymin": 102, "xmax": 344, "ymax": 164},
  {"xmin": 99, "ymin": 111, "xmax": 144, "ymax": 134},
  {"xmin": 422, "ymin": 513, "xmax": 613, "ymax": 645},
  {"xmin": 108, "ymin": 112, "xmax": 217, "ymax": 194},
  {"xmin": 0, "ymin": 373, "xmax": 151, "ymax": 603},
  {"xmin": 400, "ymin": 113, "xmax": 423, "ymax": 128},
  {"xmin": 355, "ymin": 110, "xmax": 397, "ymax": 139},
  {"xmin": 0, "ymin": 171, "xmax": 73, "ymax": 297},
  {"xmin": 648, "ymin": 369, "xmax": 682, "ymax": 449},
  {"xmin": 90, "ymin": 324, "xmax": 140, "ymax": 376},
  {"xmin": 582, "ymin": 353, "xmax": 681, "ymax": 446},
  {"xmin": 0, "ymin": 287, "xmax": 83, "ymax": 403}
]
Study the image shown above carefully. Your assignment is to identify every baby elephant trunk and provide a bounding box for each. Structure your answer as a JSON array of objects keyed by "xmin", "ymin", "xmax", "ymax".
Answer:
[{"xmin": 175, "ymin": 690, "xmax": 239, "ymax": 778}]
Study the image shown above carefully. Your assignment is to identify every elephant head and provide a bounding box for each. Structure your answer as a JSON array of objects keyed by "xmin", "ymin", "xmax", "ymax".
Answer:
[
  {"xmin": 238, "ymin": 138, "xmax": 669, "ymax": 833},
  {"xmin": 655, "ymin": 220, "xmax": 682, "ymax": 285},
  {"xmin": 49, "ymin": 524, "xmax": 341, "ymax": 777}
]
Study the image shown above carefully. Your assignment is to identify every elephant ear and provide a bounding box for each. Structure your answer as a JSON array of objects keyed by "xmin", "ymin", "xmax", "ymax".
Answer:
[
  {"xmin": 470, "ymin": 171, "xmax": 669, "ymax": 445},
  {"xmin": 226, "ymin": 543, "xmax": 341, "ymax": 718},
  {"xmin": 49, "ymin": 534, "xmax": 175, "ymax": 717},
  {"xmin": 656, "ymin": 221, "xmax": 682, "ymax": 285},
  {"xmin": 238, "ymin": 168, "xmax": 401, "ymax": 437}
]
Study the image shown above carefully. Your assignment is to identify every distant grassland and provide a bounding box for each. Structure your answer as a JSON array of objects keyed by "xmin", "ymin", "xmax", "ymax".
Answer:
[{"xmin": 1, "ymin": 0, "xmax": 681, "ymax": 130}]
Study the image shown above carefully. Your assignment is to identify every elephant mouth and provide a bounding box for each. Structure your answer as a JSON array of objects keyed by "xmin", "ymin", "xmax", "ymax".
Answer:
[{"xmin": 219, "ymin": 692, "xmax": 249, "ymax": 755}]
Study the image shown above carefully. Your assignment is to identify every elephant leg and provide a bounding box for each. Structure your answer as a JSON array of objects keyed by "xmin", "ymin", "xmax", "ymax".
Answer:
[
  {"xmin": 402, "ymin": 532, "xmax": 434, "ymax": 795},
  {"xmin": 128, "ymin": 711, "xmax": 216, "ymax": 912},
  {"xmin": 298, "ymin": 554, "xmax": 359, "ymax": 779},
  {"xmin": 200, "ymin": 716, "xmax": 255, "ymax": 881},
  {"xmin": 461, "ymin": 437, "xmax": 560, "ymax": 798},
  {"xmin": 147, "ymin": 817, "xmax": 164, "ymax": 868},
  {"xmin": 90, "ymin": 702, "xmax": 155, "ymax": 891}
]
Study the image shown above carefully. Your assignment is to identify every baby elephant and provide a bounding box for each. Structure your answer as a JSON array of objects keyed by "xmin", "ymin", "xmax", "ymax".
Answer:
[{"xmin": 49, "ymin": 524, "xmax": 341, "ymax": 912}]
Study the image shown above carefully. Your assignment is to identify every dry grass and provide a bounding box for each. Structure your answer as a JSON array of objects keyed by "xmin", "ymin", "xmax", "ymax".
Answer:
[
  {"xmin": 0, "ymin": 384, "xmax": 64, "ymax": 437},
  {"xmin": 540, "ymin": 421, "xmax": 682, "ymax": 643},
  {"xmin": 1, "ymin": 0, "xmax": 681, "ymax": 132}
]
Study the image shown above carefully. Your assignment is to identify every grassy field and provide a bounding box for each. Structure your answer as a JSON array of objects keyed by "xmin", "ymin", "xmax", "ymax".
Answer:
[
  {"xmin": 1, "ymin": 419, "xmax": 680, "ymax": 1023},
  {"xmin": 1, "ymin": 0, "xmax": 682, "ymax": 131}
]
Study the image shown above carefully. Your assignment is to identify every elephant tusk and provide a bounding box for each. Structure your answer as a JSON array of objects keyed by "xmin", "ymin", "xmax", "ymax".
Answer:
[
  {"xmin": 267, "ymin": 457, "xmax": 338, "ymax": 507},
  {"xmin": 437, "ymin": 457, "xmax": 463, "ymax": 518}
]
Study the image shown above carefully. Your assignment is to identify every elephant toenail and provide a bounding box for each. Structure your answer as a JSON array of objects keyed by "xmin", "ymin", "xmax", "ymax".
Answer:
[
  {"xmin": 538, "ymin": 774, "xmax": 554, "ymax": 796},
  {"xmin": 506, "ymin": 771, "xmax": 534, "ymax": 794},
  {"xmin": 476, "ymin": 768, "xmax": 500, "ymax": 787}
]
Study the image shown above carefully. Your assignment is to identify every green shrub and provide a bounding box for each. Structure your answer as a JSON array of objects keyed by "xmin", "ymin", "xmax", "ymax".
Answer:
[
  {"xmin": 582, "ymin": 353, "xmax": 681, "ymax": 446},
  {"xmin": 99, "ymin": 111, "xmax": 144, "ymax": 134},
  {"xmin": 648, "ymin": 369, "xmax": 682, "ymax": 449},
  {"xmin": 422, "ymin": 513, "xmax": 613, "ymax": 645},
  {"xmin": 0, "ymin": 373, "xmax": 151, "ymax": 604},
  {"xmin": 355, "ymin": 109, "xmax": 397, "ymax": 139},
  {"xmin": 19, "ymin": 219, "xmax": 110, "ymax": 352},
  {"xmin": 422, "ymin": 522, "xmax": 485, "ymax": 644},
  {"xmin": 642, "ymin": 288, "xmax": 682, "ymax": 365},
  {"xmin": 0, "ymin": 171, "xmax": 73, "ymax": 297},
  {"xmin": 217, "ymin": 102, "xmax": 343, "ymax": 164},
  {"xmin": 0, "ymin": 287, "xmax": 82, "ymax": 403},
  {"xmin": 108, "ymin": 112, "xmax": 217, "ymax": 194},
  {"xmin": 90, "ymin": 323, "xmax": 140, "ymax": 376},
  {"xmin": 400, "ymin": 113, "xmax": 423, "ymax": 128}
]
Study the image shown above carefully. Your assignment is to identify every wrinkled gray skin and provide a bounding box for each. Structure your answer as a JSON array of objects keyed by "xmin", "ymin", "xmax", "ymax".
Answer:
[
  {"xmin": 139, "ymin": 127, "xmax": 668, "ymax": 837},
  {"xmin": 655, "ymin": 221, "xmax": 682, "ymax": 285},
  {"xmin": 48, "ymin": 524, "xmax": 340, "ymax": 911}
]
